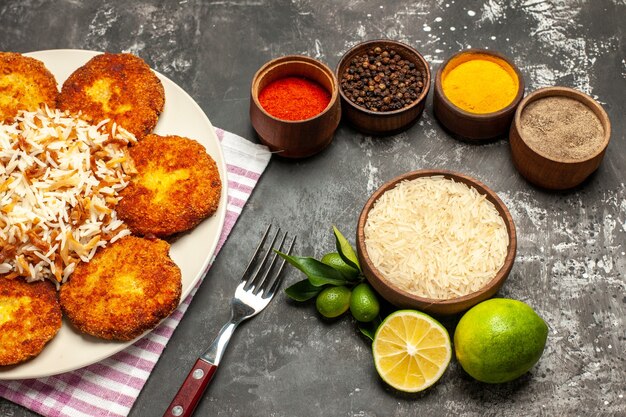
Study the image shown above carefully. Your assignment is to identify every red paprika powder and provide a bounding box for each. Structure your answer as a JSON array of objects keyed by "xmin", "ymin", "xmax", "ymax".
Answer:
[{"xmin": 259, "ymin": 76, "xmax": 331, "ymax": 121}]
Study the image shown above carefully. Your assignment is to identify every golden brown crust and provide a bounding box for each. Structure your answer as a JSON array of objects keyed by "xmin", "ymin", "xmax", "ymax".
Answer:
[
  {"xmin": 58, "ymin": 53, "xmax": 165, "ymax": 139},
  {"xmin": 0, "ymin": 52, "xmax": 58, "ymax": 122},
  {"xmin": 59, "ymin": 236, "xmax": 182, "ymax": 341},
  {"xmin": 116, "ymin": 134, "xmax": 222, "ymax": 237},
  {"xmin": 0, "ymin": 279, "xmax": 62, "ymax": 366}
]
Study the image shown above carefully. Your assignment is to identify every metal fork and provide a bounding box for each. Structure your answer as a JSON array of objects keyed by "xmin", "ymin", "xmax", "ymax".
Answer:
[{"xmin": 164, "ymin": 225, "xmax": 295, "ymax": 417}]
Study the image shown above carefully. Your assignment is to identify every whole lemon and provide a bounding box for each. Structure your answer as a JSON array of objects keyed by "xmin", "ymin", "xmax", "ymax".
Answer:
[
  {"xmin": 315, "ymin": 286, "xmax": 351, "ymax": 319},
  {"xmin": 321, "ymin": 252, "xmax": 359, "ymax": 280},
  {"xmin": 349, "ymin": 283, "xmax": 380, "ymax": 322},
  {"xmin": 454, "ymin": 298, "xmax": 548, "ymax": 383}
]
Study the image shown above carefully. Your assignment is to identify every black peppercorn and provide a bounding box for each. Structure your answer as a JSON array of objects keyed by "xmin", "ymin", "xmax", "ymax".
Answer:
[{"xmin": 341, "ymin": 45, "xmax": 423, "ymax": 112}]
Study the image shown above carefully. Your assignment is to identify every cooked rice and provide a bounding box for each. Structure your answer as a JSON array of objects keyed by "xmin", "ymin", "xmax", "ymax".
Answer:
[
  {"xmin": 0, "ymin": 107, "xmax": 136, "ymax": 284},
  {"xmin": 364, "ymin": 176, "xmax": 509, "ymax": 300}
]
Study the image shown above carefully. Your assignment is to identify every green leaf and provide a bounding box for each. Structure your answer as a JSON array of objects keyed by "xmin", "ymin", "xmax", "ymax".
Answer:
[
  {"xmin": 284, "ymin": 279, "xmax": 322, "ymax": 301},
  {"xmin": 333, "ymin": 226, "xmax": 360, "ymax": 272},
  {"xmin": 357, "ymin": 315, "xmax": 382, "ymax": 342},
  {"xmin": 307, "ymin": 273, "xmax": 348, "ymax": 287},
  {"xmin": 275, "ymin": 251, "xmax": 348, "ymax": 287}
]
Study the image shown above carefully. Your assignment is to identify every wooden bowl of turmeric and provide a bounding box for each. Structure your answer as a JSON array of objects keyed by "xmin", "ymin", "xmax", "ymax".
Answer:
[
  {"xmin": 433, "ymin": 49, "xmax": 525, "ymax": 142},
  {"xmin": 250, "ymin": 55, "xmax": 341, "ymax": 159}
]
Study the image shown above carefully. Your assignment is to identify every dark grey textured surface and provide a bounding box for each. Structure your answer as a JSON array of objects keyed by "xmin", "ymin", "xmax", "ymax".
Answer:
[{"xmin": 1, "ymin": 0, "xmax": 625, "ymax": 416}]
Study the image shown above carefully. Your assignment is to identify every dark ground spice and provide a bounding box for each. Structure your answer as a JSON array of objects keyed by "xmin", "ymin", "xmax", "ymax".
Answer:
[
  {"xmin": 520, "ymin": 96, "xmax": 605, "ymax": 162},
  {"xmin": 340, "ymin": 46, "xmax": 423, "ymax": 112}
]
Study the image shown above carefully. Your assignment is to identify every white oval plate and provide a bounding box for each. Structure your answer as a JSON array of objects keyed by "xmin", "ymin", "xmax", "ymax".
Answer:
[{"xmin": 0, "ymin": 49, "xmax": 227, "ymax": 380}]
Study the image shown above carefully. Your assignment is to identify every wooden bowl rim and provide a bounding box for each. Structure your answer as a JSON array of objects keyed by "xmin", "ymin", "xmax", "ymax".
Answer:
[
  {"xmin": 512, "ymin": 86, "xmax": 611, "ymax": 164},
  {"xmin": 250, "ymin": 54, "xmax": 339, "ymax": 124},
  {"xmin": 356, "ymin": 169, "xmax": 517, "ymax": 308},
  {"xmin": 336, "ymin": 39, "xmax": 431, "ymax": 116},
  {"xmin": 434, "ymin": 48, "xmax": 525, "ymax": 119}
]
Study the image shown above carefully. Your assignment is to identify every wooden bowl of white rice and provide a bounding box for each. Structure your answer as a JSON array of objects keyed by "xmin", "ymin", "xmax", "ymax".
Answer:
[{"xmin": 356, "ymin": 170, "xmax": 516, "ymax": 315}]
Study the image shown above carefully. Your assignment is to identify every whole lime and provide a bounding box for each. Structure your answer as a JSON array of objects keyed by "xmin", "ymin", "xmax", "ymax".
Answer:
[
  {"xmin": 454, "ymin": 298, "xmax": 548, "ymax": 383},
  {"xmin": 315, "ymin": 286, "xmax": 351, "ymax": 319},
  {"xmin": 349, "ymin": 283, "xmax": 380, "ymax": 322},
  {"xmin": 321, "ymin": 253, "xmax": 359, "ymax": 280}
]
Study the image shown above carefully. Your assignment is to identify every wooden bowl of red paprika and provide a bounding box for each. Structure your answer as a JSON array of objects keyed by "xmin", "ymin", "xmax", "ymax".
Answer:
[
  {"xmin": 336, "ymin": 39, "xmax": 431, "ymax": 136},
  {"xmin": 250, "ymin": 55, "xmax": 341, "ymax": 159}
]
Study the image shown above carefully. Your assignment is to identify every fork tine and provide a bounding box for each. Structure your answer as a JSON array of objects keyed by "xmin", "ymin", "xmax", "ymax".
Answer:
[
  {"xmin": 263, "ymin": 235, "xmax": 296, "ymax": 299},
  {"xmin": 239, "ymin": 224, "xmax": 272, "ymax": 284},
  {"xmin": 253, "ymin": 231, "xmax": 288, "ymax": 295},
  {"xmin": 243, "ymin": 227, "xmax": 281, "ymax": 290}
]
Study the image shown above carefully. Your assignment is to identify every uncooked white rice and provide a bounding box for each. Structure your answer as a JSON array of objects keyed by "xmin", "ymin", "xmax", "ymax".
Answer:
[
  {"xmin": 0, "ymin": 107, "xmax": 136, "ymax": 284},
  {"xmin": 364, "ymin": 176, "xmax": 509, "ymax": 300}
]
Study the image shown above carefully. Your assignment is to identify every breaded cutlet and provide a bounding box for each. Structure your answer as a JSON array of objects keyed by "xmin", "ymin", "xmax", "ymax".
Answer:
[
  {"xmin": 58, "ymin": 53, "xmax": 165, "ymax": 140},
  {"xmin": 0, "ymin": 52, "xmax": 58, "ymax": 122},
  {"xmin": 59, "ymin": 236, "xmax": 181, "ymax": 341},
  {"xmin": 0, "ymin": 279, "xmax": 62, "ymax": 366},
  {"xmin": 116, "ymin": 134, "xmax": 222, "ymax": 237}
]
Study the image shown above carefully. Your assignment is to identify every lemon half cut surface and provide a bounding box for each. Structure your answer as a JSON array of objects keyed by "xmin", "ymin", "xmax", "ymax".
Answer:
[{"xmin": 373, "ymin": 310, "xmax": 452, "ymax": 393}]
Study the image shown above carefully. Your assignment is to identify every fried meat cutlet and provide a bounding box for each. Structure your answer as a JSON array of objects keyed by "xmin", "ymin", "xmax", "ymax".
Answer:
[
  {"xmin": 0, "ymin": 52, "xmax": 58, "ymax": 122},
  {"xmin": 116, "ymin": 134, "xmax": 222, "ymax": 237},
  {"xmin": 0, "ymin": 279, "xmax": 62, "ymax": 366},
  {"xmin": 59, "ymin": 236, "xmax": 181, "ymax": 341},
  {"xmin": 58, "ymin": 53, "xmax": 165, "ymax": 140}
]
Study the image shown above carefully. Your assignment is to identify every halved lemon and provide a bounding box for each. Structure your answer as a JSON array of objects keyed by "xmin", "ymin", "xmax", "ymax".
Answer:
[{"xmin": 373, "ymin": 310, "xmax": 451, "ymax": 392}]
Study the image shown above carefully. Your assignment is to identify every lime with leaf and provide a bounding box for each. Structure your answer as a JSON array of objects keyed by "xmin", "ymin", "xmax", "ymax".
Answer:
[
  {"xmin": 321, "ymin": 253, "xmax": 359, "ymax": 280},
  {"xmin": 278, "ymin": 226, "xmax": 364, "ymax": 301},
  {"xmin": 277, "ymin": 226, "xmax": 382, "ymax": 335}
]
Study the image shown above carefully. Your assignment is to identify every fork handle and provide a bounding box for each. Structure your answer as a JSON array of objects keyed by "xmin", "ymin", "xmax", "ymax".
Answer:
[{"xmin": 163, "ymin": 358, "xmax": 216, "ymax": 417}]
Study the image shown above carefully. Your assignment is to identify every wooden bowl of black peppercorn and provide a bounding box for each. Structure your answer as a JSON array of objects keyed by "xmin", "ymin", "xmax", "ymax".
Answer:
[{"xmin": 337, "ymin": 40, "xmax": 431, "ymax": 136}]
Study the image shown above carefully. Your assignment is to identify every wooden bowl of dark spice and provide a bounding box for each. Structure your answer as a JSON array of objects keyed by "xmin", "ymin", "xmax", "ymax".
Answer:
[
  {"xmin": 510, "ymin": 86, "xmax": 611, "ymax": 190},
  {"xmin": 250, "ymin": 55, "xmax": 341, "ymax": 159},
  {"xmin": 337, "ymin": 40, "xmax": 431, "ymax": 136}
]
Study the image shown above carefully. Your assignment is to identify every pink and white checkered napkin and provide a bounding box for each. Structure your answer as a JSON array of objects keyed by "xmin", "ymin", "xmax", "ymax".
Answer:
[{"xmin": 0, "ymin": 128, "xmax": 271, "ymax": 417}]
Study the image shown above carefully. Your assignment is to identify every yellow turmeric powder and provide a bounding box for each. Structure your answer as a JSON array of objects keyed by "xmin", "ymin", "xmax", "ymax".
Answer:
[{"xmin": 442, "ymin": 53, "xmax": 518, "ymax": 114}]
